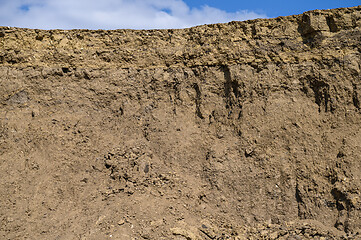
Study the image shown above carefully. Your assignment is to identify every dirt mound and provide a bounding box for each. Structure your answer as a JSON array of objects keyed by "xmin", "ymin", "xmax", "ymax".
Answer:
[{"xmin": 1, "ymin": 6, "xmax": 361, "ymax": 240}]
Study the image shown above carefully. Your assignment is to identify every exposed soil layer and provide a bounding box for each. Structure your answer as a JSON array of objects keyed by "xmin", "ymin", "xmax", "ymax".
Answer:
[{"xmin": 1, "ymin": 6, "xmax": 361, "ymax": 240}]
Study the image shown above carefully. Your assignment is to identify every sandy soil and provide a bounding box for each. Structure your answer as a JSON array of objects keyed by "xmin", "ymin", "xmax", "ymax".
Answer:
[{"xmin": 0, "ymin": 6, "xmax": 361, "ymax": 240}]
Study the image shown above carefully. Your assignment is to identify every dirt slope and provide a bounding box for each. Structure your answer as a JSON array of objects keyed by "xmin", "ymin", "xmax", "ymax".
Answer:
[{"xmin": 1, "ymin": 6, "xmax": 361, "ymax": 240}]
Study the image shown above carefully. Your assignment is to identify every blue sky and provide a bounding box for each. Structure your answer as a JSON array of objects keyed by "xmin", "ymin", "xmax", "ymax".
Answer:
[
  {"xmin": 184, "ymin": 1, "xmax": 360, "ymax": 18},
  {"xmin": 0, "ymin": 0, "xmax": 359, "ymax": 29}
]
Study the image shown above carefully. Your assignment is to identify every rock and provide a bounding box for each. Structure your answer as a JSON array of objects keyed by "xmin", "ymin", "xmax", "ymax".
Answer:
[
  {"xmin": 270, "ymin": 231, "xmax": 279, "ymax": 239},
  {"xmin": 300, "ymin": 12, "xmax": 330, "ymax": 35},
  {"xmin": 7, "ymin": 90, "xmax": 29, "ymax": 105},
  {"xmin": 118, "ymin": 219, "xmax": 125, "ymax": 225},
  {"xmin": 171, "ymin": 227, "xmax": 200, "ymax": 240}
]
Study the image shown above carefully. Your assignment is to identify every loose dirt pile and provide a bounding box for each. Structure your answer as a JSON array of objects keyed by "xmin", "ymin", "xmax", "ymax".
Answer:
[{"xmin": 1, "ymin": 6, "xmax": 360, "ymax": 240}]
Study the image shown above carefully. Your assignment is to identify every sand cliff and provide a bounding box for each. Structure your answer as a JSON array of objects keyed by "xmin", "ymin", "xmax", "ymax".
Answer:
[{"xmin": 1, "ymin": 6, "xmax": 361, "ymax": 239}]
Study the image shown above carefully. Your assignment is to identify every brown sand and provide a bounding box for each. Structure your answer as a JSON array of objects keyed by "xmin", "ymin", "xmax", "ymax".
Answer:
[{"xmin": 1, "ymin": 6, "xmax": 360, "ymax": 239}]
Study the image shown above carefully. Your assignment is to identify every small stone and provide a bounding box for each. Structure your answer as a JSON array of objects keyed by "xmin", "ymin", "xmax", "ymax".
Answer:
[
  {"xmin": 171, "ymin": 227, "xmax": 199, "ymax": 240},
  {"xmin": 245, "ymin": 147, "xmax": 254, "ymax": 157},
  {"xmin": 287, "ymin": 235, "xmax": 302, "ymax": 240},
  {"xmin": 36, "ymin": 34, "xmax": 44, "ymax": 41},
  {"xmin": 144, "ymin": 164, "xmax": 149, "ymax": 173},
  {"xmin": 270, "ymin": 232, "xmax": 279, "ymax": 239},
  {"xmin": 260, "ymin": 230, "xmax": 268, "ymax": 236}
]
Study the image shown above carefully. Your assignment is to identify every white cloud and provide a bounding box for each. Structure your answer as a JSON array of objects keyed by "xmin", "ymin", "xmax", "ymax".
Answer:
[{"xmin": 0, "ymin": 0, "xmax": 267, "ymax": 29}]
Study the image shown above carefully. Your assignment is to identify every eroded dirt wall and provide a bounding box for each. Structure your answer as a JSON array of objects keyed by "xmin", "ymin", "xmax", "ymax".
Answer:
[{"xmin": 0, "ymin": 6, "xmax": 361, "ymax": 240}]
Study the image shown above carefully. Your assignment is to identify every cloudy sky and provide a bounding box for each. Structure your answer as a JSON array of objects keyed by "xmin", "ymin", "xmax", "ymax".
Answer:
[{"xmin": 0, "ymin": 0, "xmax": 359, "ymax": 30}]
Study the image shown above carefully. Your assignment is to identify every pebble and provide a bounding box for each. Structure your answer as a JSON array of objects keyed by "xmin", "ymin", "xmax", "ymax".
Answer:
[{"xmin": 118, "ymin": 219, "xmax": 125, "ymax": 225}]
